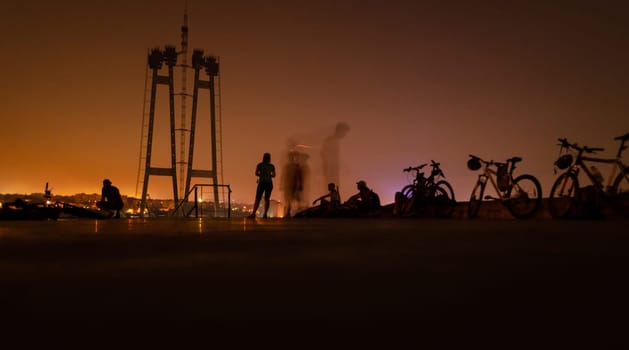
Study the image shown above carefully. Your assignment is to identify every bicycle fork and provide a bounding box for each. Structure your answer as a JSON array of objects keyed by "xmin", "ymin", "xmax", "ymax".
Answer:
[{"xmin": 558, "ymin": 170, "xmax": 578, "ymax": 197}]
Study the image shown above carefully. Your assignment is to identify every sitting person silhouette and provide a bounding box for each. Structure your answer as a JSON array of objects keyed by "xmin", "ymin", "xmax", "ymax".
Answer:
[
  {"xmin": 343, "ymin": 180, "xmax": 381, "ymax": 216},
  {"xmin": 96, "ymin": 179, "xmax": 124, "ymax": 218},
  {"xmin": 311, "ymin": 182, "xmax": 341, "ymax": 215}
]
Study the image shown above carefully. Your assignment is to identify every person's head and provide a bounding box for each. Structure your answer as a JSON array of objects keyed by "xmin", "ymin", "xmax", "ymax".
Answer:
[
  {"xmin": 327, "ymin": 182, "xmax": 336, "ymax": 191},
  {"xmin": 334, "ymin": 122, "xmax": 350, "ymax": 138},
  {"xmin": 103, "ymin": 179, "xmax": 112, "ymax": 187},
  {"xmin": 262, "ymin": 152, "xmax": 271, "ymax": 163},
  {"xmin": 356, "ymin": 180, "xmax": 367, "ymax": 191},
  {"xmin": 288, "ymin": 151, "xmax": 299, "ymax": 163}
]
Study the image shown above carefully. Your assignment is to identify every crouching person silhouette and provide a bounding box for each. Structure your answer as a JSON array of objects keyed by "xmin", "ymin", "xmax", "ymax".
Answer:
[{"xmin": 96, "ymin": 179, "xmax": 124, "ymax": 218}]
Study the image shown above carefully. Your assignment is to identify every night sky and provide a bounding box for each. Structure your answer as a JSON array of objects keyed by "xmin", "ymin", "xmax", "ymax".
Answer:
[{"xmin": 1, "ymin": 0, "xmax": 628, "ymax": 204}]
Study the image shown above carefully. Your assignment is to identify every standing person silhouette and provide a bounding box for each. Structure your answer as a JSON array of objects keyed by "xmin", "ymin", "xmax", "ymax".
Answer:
[
  {"xmin": 97, "ymin": 179, "xmax": 124, "ymax": 218},
  {"xmin": 248, "ymin": 152, "xmax": 276, "ymax": 219}
]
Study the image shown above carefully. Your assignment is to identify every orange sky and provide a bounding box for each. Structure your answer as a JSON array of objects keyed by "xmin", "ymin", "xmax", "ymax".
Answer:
[{"xmin": 1, "ymin": 1, "xmax": 628, "ymax": 204}]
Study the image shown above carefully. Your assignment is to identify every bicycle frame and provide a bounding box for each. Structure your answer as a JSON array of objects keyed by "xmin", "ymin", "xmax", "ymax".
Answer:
[
  {"xmin": 405, "ymin": 166, "xmax": 427, "ymax": 189},
  {"xmin": 398, "ymin": 161, "xmax": 456, "ymax": 218},
  {"xmin": 559, "ymin": 138, "xmax": 629, "ymax": 193},
  {"xmin": 580, "ymin": 157, "xmax": 628, "ymax": 192},
  {"xmin": 405, "ymin": 163, "xmax": 440, "ymax": 193},
  {"xmin": 549, "ymin": 135, "xmax": 629, "ymax": 218},
  {"xmin": 469, "ymin": 155, "xmax": 541, "ymax": 219},
  {"xmin": 475, "ymin": 161, "xmax": 513, "ymax": 201}
]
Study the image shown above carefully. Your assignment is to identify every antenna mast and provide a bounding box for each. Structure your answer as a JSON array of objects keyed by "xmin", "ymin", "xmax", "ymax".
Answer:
[{"xmin": 177, "ymin": 2, "xmax": 190, "ymax": 199}]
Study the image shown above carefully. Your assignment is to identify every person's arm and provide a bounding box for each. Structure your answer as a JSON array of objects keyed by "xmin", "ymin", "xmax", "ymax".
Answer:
[
  {"xmin": 346, "ymin": 193, "xmax": 359, "ymax": 204},
  {"xmin": 313, "ymin": 193, "xmax": 329, "ymax": 204}
]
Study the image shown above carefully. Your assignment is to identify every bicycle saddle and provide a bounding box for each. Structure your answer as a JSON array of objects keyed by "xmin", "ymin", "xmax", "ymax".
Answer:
[{"xmin": 507, "ymin": 157, "xmax": 522, "ymax": 164}]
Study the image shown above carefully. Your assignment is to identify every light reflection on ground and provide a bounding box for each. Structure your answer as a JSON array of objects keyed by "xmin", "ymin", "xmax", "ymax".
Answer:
[{"xmin": 0, "ymin": 217, "xmax": 627, "ymax": 333}]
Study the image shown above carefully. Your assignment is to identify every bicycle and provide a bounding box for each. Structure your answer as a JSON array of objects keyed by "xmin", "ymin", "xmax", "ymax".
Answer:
[
  {"xmin": 467, "ymin": 155, "xmax": 542, "ymax": 219},
  {"xmin": 548, "ymin": 133, "xmax": 629, "ymax": 218},
  {"xmin": 396, "ymin": 160, "xmax": 456, "ymax": 218}
]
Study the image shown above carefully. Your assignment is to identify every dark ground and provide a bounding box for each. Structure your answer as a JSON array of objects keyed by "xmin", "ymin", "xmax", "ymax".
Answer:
[{"xmin": 0, "ymin": 216, "xmax": 628, "ymax": 345}]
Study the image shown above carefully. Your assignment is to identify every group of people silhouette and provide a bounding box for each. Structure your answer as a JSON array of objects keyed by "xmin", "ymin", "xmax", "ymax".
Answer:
[{"xmin": 247, "ymin": 151, "xmax": 381, "ymax": 219}]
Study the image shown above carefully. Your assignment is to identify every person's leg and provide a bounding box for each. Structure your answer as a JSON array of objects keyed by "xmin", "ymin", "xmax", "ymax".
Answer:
[
  {"xmin": 249, "ymin": 200, "xmax": 259, "ymax": 218},
  {"xmin": 249, "ymin": 184, "xmax": 264, "ymax": 218},
  {"xmin": 263, "ymin": 184, "xmax": 273, "ymax": 218},
  {"xmin": 284, "ymin": 193, "xmax": 291, "ymax": 217},
  {"xmin": 98, "ymin": 201, "xmax": 116, "ymax": 217},
  {"xmin": 249, "ymin": 198, "xmax": 260, "ymax": 218},
  {"xmin": 263, "ymin": 201, "xmax": 270, "ymax": 218}
]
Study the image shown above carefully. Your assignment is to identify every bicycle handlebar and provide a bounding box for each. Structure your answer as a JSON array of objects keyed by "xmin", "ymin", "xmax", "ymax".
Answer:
[
  {"xmin": 403, "ymin": 164, "xmax": 427, "ymax": 172},
  {"xmin": 615, "ymin": 132, "xmax": 629, "ymax": 141},
  {"xmin": 557, "ymin": 138, "xmax": 571, "ymax": 148},
  {"xmin": 557, "ymin": 138, "xmax": 604, "ymax": 153},
  {"xmin": 404, "ymin": 161, "xmax": 445, "ymax": 177},
  {"xmin": 469, "ymin": 154, "xmax": 517, "ymax": 166}
]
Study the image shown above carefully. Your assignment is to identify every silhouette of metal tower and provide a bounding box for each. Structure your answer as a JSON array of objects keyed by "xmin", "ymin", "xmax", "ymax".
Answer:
[
  {"xmin": 136, "ymin": 8, "xmax": 224, "ymax": 216},
  {"xmin": 139, "ymin": 46, "xmax": 180, "ymax": 214},
  {"xmin": 184, "ymin": 50, "xmax": 221, "ymax": 206}
]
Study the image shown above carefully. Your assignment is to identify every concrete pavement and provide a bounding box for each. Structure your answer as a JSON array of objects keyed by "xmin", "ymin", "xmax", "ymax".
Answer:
[{"xmin": 0, "ymin": 217, "xmax": 627, "ymax": 342}]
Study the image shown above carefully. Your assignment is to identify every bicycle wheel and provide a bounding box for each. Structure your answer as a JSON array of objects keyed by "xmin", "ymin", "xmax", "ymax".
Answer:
[
  {"xmin": 506, "ymin": 174, "xmax": 542, "ymax": 219},
  {"xmin": 610, "ymin": 167, "xmax": 629, "ymax": 197},
  {"xmin": 436, "ymin": 180, "xmax": 456, "ymax": 203},
  {"xmin": 468, "ymin": 180, "xmax": 485, "ymax": 219},
  {"xmin": 400, "ymin": 184, "xmax": 415, "ymax": 199},
  {"xmin": 548, "ymin": 172, "xmax": 579, "ymax": 218},
  {"xmin": 395, "ymin": 184, "xmax": 416, "ymax": 216},
  {"xmin": 432, "ymin": 181, "xmax": 456, "ymax": 218}
]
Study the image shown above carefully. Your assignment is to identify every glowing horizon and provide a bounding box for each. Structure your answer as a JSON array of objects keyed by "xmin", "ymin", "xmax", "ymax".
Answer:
[{"xmin": 1, "ymin": 1, "xmax": 628, "ymax": 205}]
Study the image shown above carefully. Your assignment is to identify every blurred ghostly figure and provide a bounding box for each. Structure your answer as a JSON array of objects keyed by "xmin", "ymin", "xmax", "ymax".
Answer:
[
  {"xmin": 297, "ymin": 151, "xmax": 311, "ymax": 203},
  {"xmin": 321, "ymin": 122, "xmax": 350, "ymax": 191},
  {"xmin": 281, "ymin": 151, "xmax": 304, "ymax": 217}
]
